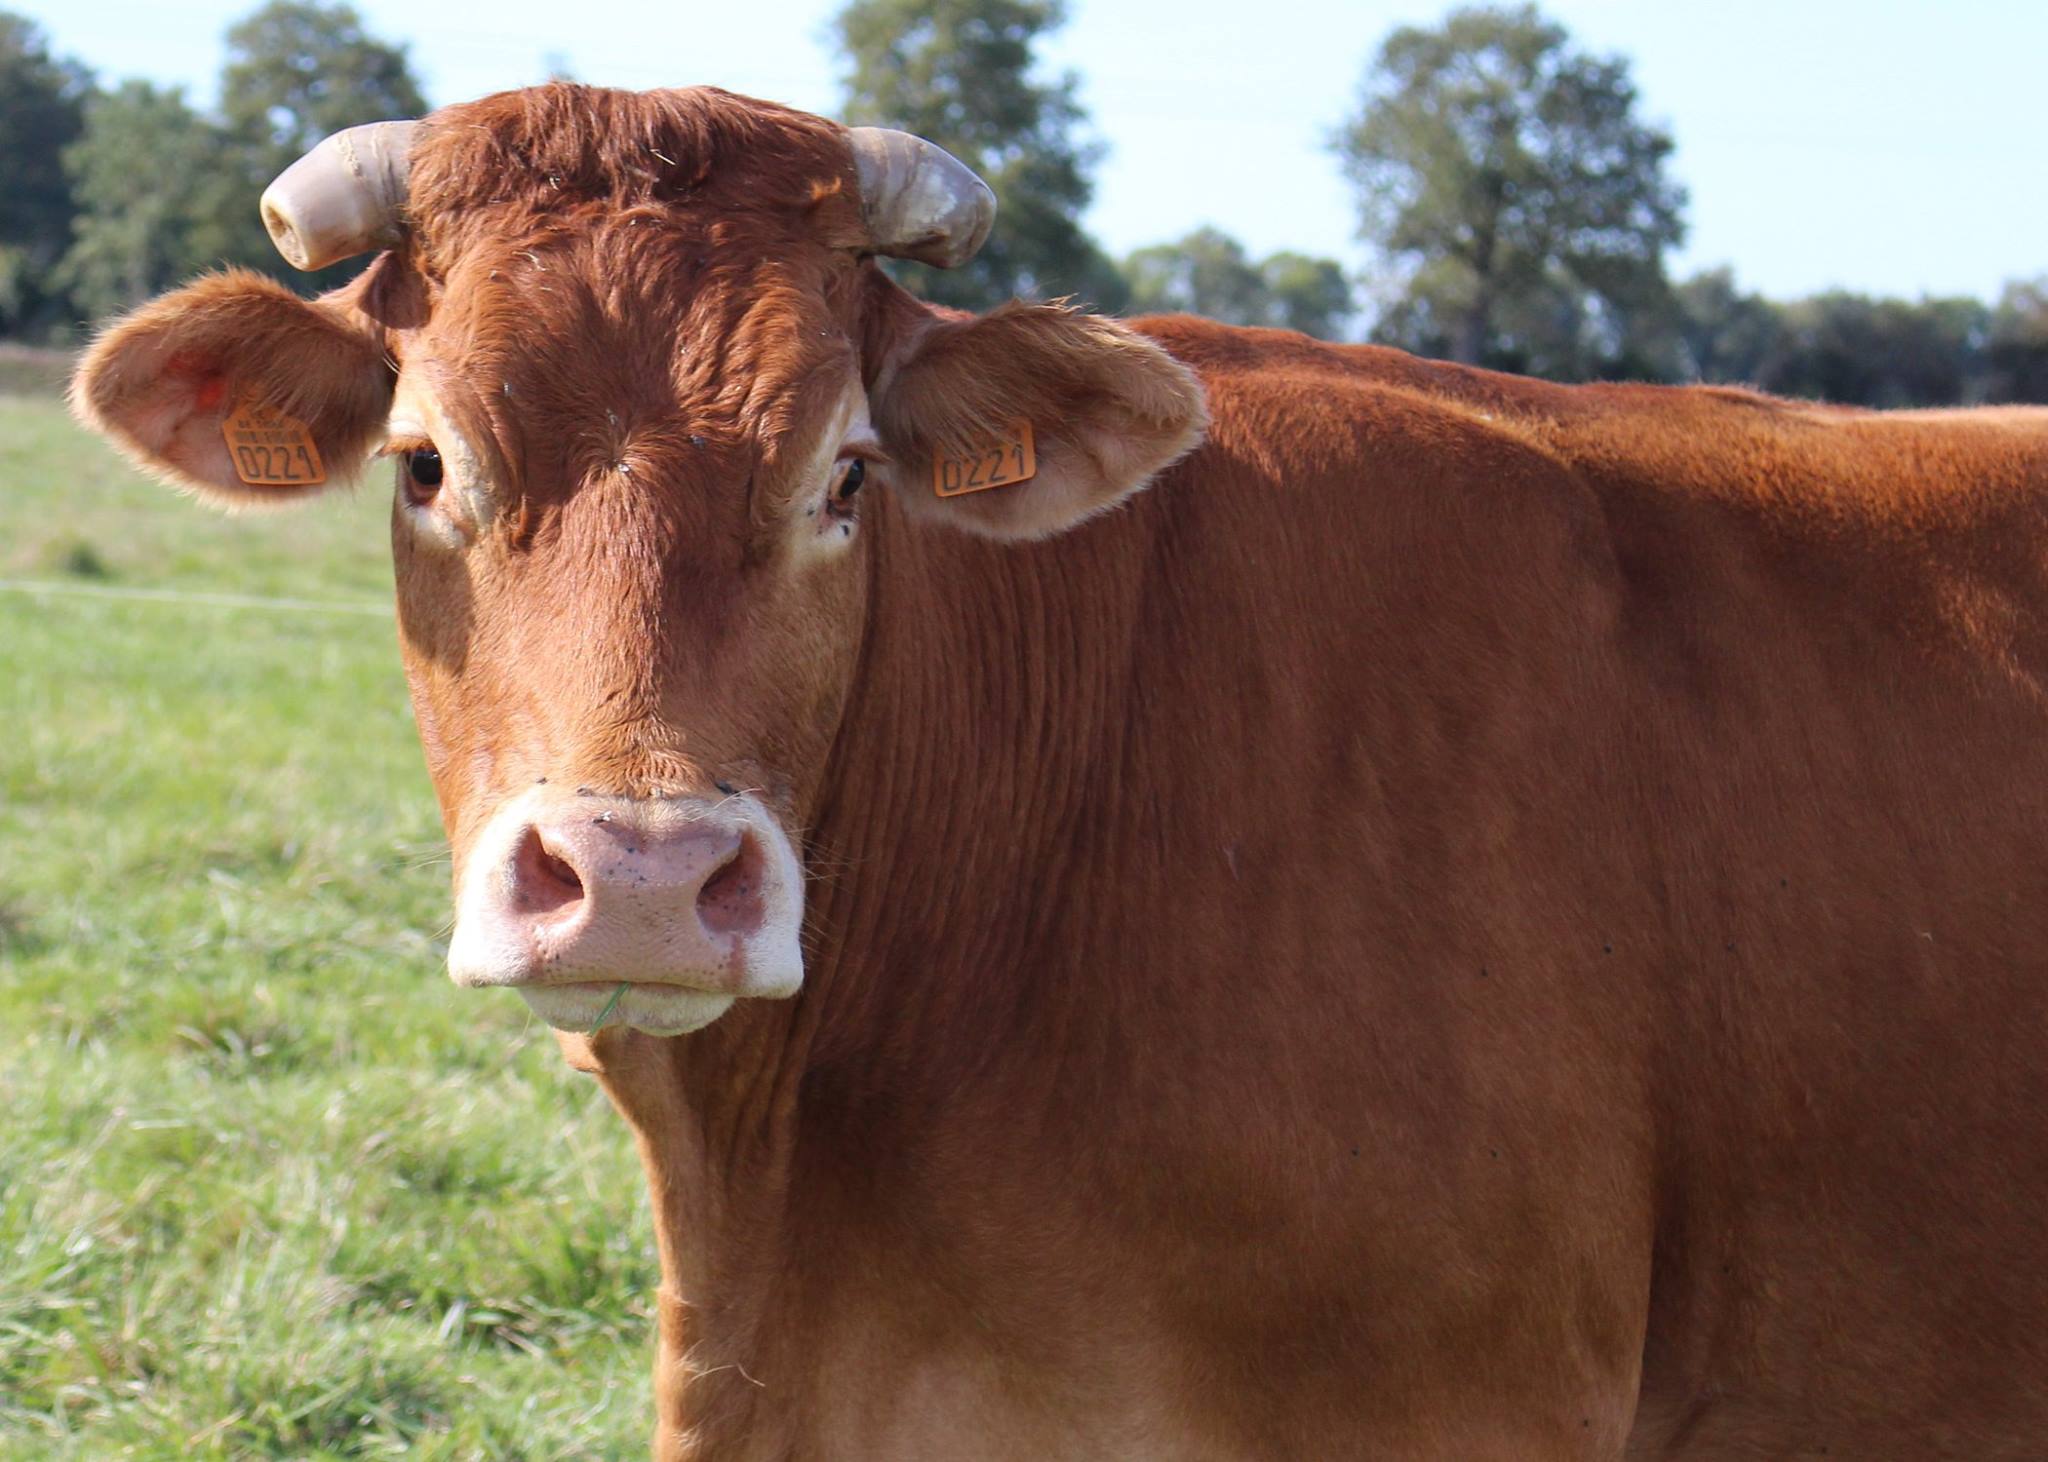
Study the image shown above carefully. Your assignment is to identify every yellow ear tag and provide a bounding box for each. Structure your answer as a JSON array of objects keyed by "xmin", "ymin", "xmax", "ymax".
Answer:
[
  {"xmin": 933, "ymin": 420, "xmax": 1036, "ymax": 498},
  {"xmin": 221, "ymin": 398, "xmax": 326, "ymax": 487}
]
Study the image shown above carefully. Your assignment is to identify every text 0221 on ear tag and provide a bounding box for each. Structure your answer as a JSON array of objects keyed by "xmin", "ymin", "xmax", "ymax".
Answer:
[
  {"xmin": 221, "ymin": 399, "xmax": 326, "ymax": 487},
  {"xmin": 934, "ymin": 420, "xmax": 1036, "ymax": 498}
]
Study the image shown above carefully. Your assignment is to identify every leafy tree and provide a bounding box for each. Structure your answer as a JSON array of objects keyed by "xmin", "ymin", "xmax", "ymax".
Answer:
[
  {"xmin": 223, "ymin": 0, "xmax": 427, "ymax": 163},
  {"xmin": 833, "ymin": 0, "xmax": 1123, "ymax": 310},
  {"xmin": 1671, "ymin": 267, "xmax": 1783, "ymax": 384},
  {"xmin": 59, "ymin": 83, "xmax": 240, "ymax": 318},
  {"xmin": 0, "ymin": 12, "xmax": 90, "ymax": 334},
  {"xmin": 218, "ymin": 0, "xmax": 428, "ymax": 286},
  {"xmin": 1261, "ymin": 251, "xmax": 1354, "ymax": 340},
  {"xmin": 1760, "ymin": 292, "xmax": 1985, "ymax": 408},
  {"xmin": 1123, "ymin": 227, "xmax": 1353, "ymax": 339},
  {"xmin": 1669, "ymin": 271, "xmax": 2017, "ymax": 407},
  {"xmin": 1334, "ymin": 4, "xmax": 1685, "ymax": 379},
  {"xmin": 1986, "ymin": 277, "xmax": 2048, "ymax": 404},
  {"xmin": 1124, "ymin": 227, "xmax": 1270, "ymax": 325}
]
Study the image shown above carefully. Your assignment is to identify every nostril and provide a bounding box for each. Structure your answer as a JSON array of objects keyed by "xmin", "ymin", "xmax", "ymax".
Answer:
[
  {"xmin": 696, "ymin": 832, "xmax": 767, "ymax": 937},
  {"xmin": 537, "ymin": 843, "xmax": 582, "ymax": 895},
  {"xmin": 513, "ymin": 826, "xmax": 584, "ymax": 917}
]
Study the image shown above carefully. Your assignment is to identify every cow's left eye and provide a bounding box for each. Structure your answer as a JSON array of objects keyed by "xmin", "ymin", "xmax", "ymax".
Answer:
[
  {"xmin": 833, "ymin": 457, "xmax": 865, "ymax": 502},
  {"xmin": 405, "ymin": 446, "xmax": 444, "ymax": 504}
]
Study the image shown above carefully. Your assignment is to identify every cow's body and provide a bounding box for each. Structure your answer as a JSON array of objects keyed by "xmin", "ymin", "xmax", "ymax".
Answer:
[
  {"xmin": 570, "ymin": 323, "xmax": 2048, "ymax": 1458},
  {"xmin": 69, "ymin": 85, "xmax": 2048, "ymax": 1458}
]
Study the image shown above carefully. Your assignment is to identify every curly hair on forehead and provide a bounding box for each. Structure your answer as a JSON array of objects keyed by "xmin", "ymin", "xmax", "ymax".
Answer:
[{"xmin": 405, "ymin": 82, "xmax": 866, "ymax": 265}]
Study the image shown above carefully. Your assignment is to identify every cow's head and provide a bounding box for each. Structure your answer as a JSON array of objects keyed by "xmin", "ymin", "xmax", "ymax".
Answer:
[{"xmin": 70, "ymin": 85, "xmax": 1204, "ymax": 1037}]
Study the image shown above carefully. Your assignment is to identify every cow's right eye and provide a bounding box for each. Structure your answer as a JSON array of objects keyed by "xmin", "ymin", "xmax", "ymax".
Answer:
[{"xmin": 405, "ymin": 445, "xmax": 444, "ymax": 504}]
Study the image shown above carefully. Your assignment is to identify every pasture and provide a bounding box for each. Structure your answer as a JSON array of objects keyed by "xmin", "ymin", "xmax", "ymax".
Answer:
[{"xmin": 0, "ymin": 381, "xmax": 652, "ymax": 1458}]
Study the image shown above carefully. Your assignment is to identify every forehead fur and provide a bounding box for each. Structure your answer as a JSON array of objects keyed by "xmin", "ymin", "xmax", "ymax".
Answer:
[
  {"xmin": 381, "ymin": 84, "xmax": 875, "ymax": 515},
  {"xmin": 405, "ymin": 83, "xmax": 867, "ymax": 272}
]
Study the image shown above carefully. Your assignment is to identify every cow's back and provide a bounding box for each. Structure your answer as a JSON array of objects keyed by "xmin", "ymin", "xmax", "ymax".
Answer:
[{"xmin": 1134, "ymin": 324, "xmax": 2048, "ymax": 1456}]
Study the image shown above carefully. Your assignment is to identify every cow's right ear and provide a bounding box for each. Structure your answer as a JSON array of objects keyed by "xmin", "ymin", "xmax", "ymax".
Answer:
[{"xmin": 70, "ymin": 268, "xmax": 394, "ymax": 509}]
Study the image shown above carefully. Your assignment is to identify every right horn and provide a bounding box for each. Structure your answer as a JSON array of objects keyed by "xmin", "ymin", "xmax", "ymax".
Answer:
[
  {"xmin": 846, "ymin": 127, "xmax": 997, "ymax": 269},
  {"xmin": 259, "ymin": 120, "xmax": 419, "ymax": 272}
]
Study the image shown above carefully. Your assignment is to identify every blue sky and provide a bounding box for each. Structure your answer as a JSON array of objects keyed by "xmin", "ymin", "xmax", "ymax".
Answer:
[{"xmin": 21, "ymin": 0, "xmax": 2048, "ymax": 301}]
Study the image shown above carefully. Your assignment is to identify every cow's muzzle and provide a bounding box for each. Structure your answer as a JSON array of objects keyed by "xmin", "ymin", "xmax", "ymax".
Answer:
[{"xmin": 445, "ymin": 788, "xmax": 804, "ymax": 1035}]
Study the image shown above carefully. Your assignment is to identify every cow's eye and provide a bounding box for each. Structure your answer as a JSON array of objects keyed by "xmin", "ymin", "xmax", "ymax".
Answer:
[
  {"xmin": 405, "ymin": 445, "xmax": 444, "ymax": 503},
  {"xmin": 833, "ymin": 457, "xmax": 864, "ymax": 502}
]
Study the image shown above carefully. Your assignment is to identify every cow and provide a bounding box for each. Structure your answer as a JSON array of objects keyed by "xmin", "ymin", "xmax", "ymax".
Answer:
[{"xmin": 68, "ymin": 82, "xmax": 2048, "ymax": 1459}]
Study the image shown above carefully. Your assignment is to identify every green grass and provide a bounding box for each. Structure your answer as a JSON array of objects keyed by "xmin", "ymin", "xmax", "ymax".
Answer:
[
  {"xmin": 0, "ymin": 392, "xmax": 655, "ymax": 1458},
  {"xmin": 0, "ymin": 347, "xmax": 72, "ymax": 400}
]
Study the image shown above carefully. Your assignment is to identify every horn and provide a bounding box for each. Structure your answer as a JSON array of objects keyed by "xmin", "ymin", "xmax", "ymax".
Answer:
[
  {"xmin": 259, "ymin": 120, "xmax": 419, "ymax": 272},
  {"xmin": 846, "ymin": 127, "xmax": 996, "ymax": 269}
]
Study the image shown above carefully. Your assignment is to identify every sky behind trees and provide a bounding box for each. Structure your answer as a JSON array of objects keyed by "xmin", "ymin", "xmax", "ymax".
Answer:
[{"xmin": 17, "ymin": 0, "xmax": 2047, "ymax": 302}]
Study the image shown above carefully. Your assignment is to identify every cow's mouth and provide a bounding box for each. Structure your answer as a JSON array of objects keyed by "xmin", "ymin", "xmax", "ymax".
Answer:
[
  {"xmin": 517, "ymin": 980, "xmax": 736, "ymax": 1037},
  {"xmin": 446, "ymin": 786, "xmax": 808, "ymax": 1033}
]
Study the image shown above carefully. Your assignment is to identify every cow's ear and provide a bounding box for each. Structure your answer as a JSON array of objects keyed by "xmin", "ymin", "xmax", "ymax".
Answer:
[
  {"xmin": 868, "ymin": 301, "xmax": 1207, "ymax": 541},
  {"xmin": 70, "ymin": 268, "xmax": 393, "ymax": 510}
]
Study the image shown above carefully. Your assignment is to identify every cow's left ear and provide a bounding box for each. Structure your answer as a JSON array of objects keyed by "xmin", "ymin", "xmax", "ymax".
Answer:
[
  {"xmin": 70, "ymin": 267, "xmax": 394, "ymax": 510},
  {"xmin": 868, "ymin": 301, "xmax": 1207, "ymax": 540}
]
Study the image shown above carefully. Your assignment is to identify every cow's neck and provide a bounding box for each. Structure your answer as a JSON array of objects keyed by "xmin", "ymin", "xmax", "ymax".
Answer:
[
  {"xmin": 589, "ymin": 490, "xmax": 1159, "ymax": 1448},
  {"xmin": 806, "ymin": 492, "xmax": 1153, "ymax": 1059}
]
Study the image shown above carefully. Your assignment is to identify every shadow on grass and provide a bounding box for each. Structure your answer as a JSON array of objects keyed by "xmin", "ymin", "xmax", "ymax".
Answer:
[
  {"xmin": 56, "ymin": 541, "xmax": 113, "ymax": 580},
  {"xmin": 0, "ymin": 897, "xmax": 46, "ymax": 959}
]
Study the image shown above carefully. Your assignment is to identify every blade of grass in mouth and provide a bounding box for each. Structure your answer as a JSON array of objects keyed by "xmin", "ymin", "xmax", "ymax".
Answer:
[{"xmin": 592, "ymin": 981, "xmax": 630, "ymax": 1032}]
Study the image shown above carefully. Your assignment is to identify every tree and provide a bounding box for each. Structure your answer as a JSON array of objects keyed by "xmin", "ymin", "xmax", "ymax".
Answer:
[
  {"xmin": 1123, "ymin": 227, "xmax": 1353, "ymax": 339},
  {"xmin": 1333, "ymin": 4, "xmax": 1685, "ymax": 379},
  {"xmin": 218, "ymin": 0, "xmax": 427, "ymax": 286},
  {"xmin": 1671, "ymin": 267, "xmax": 1783, "ymax": 385},
  {"xmin": 833, "ymin": 0, "xmax": 1123, "ymax": 310},
  {"xmin": 1986, "ymin": 277, "xmax": 2048, "ymax": 404},
  {"xmin": 59, "ymin": 82, "xmax": 240, "ymax": 318},
  {"xmin": 1759, "ymin": 292, "xmax": 1986, "ymax": 408},
  {"xmin": 0, "ymin": 12, "xmax": 90, "ymax": 334},
  {"xmin": 1124, "ymin": 228, "xmax": 1270, "ymax": 325},
  {"xmin": 1261, "ymin": 251, "xmax": 1355, "ymax": 340},
  {"xmin": 223, "ymin": 0, "xmax": 427, "ymax": 164},
  {"xmin": 1670, "ymin": 271, "xmax": 2018, "ymax": 408}
]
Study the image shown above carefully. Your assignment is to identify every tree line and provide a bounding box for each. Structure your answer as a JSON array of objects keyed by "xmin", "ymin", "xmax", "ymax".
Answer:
[
  {"xmin": 0, "ymin": 4, "xmax": 425, "ymax": 330},
  {"xmin": 2, "ymin": 0, "xmax": 2043, "ymax": 407}
]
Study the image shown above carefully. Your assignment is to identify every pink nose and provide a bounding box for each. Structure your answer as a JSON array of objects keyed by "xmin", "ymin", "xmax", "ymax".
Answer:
[{"xmin": 448, "ymin": 793, "xmax": 802, "ymax": 996}]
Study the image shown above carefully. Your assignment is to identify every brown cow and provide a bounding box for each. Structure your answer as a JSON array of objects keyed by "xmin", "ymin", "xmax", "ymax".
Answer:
[{"xmin": 70, "ymin": 83, "xmax": 2048, "ymax": 1459}]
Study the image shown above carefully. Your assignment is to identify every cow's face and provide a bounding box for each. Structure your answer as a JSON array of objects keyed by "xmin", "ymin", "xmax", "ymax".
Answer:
[
  {"xmin": 382, "ymin": 236, "xmax": 875, "ymax": 1036},
  {"xmin": 69, "ymin": 85, "xmax": 1205, "ymax": 1037}
]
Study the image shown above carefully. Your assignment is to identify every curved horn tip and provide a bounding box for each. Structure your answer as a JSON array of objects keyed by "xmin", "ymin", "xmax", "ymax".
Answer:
[
  {"xmin": 258, "ymin": 191, "xmax": 317, "ymax": 271},
  {"xmin": 260, "ymin": 119, "xmax": 418, "ymax": 273},
  {"xmin": 848, "ymin": 126, "xmax": 997, "ymax": 270}
]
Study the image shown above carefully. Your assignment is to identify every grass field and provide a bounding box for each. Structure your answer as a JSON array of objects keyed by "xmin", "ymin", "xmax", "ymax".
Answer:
[{"xmin": 0, "ymin": 385, "xmax": 656, "ymax": 1458}]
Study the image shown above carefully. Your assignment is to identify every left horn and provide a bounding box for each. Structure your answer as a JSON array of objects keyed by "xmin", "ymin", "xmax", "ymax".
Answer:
[
  {"xmin": 846, "ymin": 126, "xmax": 996, "ymax": 269},
  {"xmin": 259, "ymin": 120, "xmax": 419, "ymax": 272}
]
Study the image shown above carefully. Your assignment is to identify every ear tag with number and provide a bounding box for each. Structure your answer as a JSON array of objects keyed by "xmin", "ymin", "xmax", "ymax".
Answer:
[
  {"xmin": 933, "ymin": 420, "xmax": 1036, "ymax": 498},
  {"xmin": 221, "ymin": 398, "xmax": 326, "ymax": 487}
]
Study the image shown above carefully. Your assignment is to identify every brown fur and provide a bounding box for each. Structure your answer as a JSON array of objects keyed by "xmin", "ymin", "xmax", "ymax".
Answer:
[{"xmin": 70, "ymin": 83, "xmax": 2048, "ymax": 1459}]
